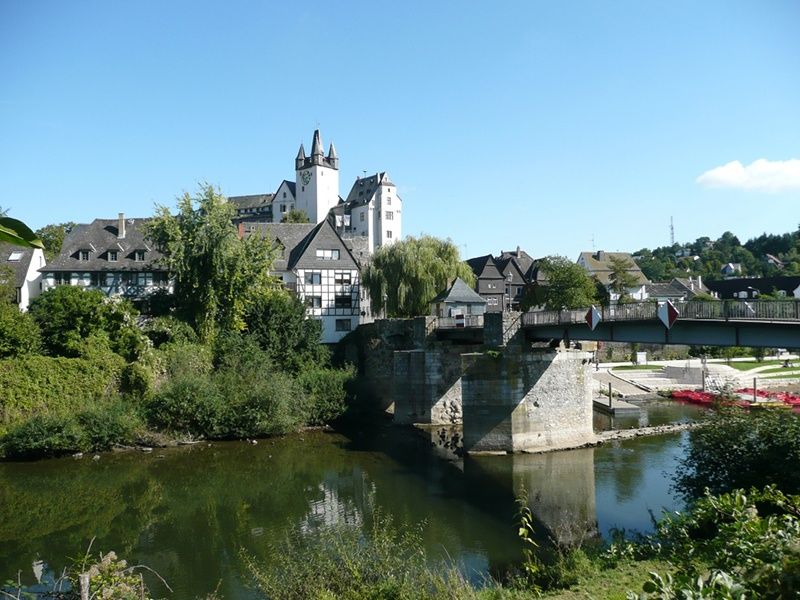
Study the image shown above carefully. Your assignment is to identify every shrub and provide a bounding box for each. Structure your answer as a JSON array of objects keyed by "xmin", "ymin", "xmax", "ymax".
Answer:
[
  {"xmin": 675, "ymin": 407, "xmax": 800, "ymax": 499},
  {"xmin": 144, "ymin": 373, "xmax": 226, "ymax": 438},
  {"xmin": 143, "ymin": 315, "xmax": 197, "ymax": 348},
  {"xmin": 296, "ymin": 364, "xmax": 354, "ymax": 426},
  {"xmin": 120, "ymin": 361, "xmax": 155, "ymax": 399},
  {"xmin": 0, "ymin": 302, "xmax": 41, "ymax": 358},
  {"xmin": 220, "ymin": 370, "xmax": 305, "ymax": 438},
  {"xmin": 0, "ymin": 351, "xmax": 125, "ymax": 435},
  {"xmin": 1, "ymin": 414, "xmax": 85, "ymax": 458},
  {"xmin": 76, "ymin": 400, "xmax": 142, "ymax": 451}
]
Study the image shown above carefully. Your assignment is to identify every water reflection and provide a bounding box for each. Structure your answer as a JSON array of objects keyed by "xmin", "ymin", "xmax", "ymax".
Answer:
[{"xmin": 0, "ymin": 425, "xmax": 688, "ymax": 599}]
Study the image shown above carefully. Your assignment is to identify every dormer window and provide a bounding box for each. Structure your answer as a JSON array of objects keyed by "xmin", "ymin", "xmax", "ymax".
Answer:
[
  {"xmin": 134, "ymin": 250, "xmax": 145, "ymax": 262},
  {"xmin": 108, "ymin": 250, "xmax": 118, "ymax": 262},
  {"xmin": 7, "ymin": 251, "xmax": 23, "ymax": 262},
  {"xmin": 79, "ymin": 250, "xmax": 90, "ymax": 261}
]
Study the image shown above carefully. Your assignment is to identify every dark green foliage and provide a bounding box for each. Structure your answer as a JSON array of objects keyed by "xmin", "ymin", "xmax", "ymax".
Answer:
[
  {"xmin": 675, "ymin": 408, "xmax": 800, "ymax": 500},
  {"xmin": 296, "ymin": 364, "xmax": 355, "ymax": 425},
  {"xmin": 282, "ymin": 208, "xmax": 310, "ymax": 223},
  {"xmin": 1, "ymin": 414, "xmax": 85, "ymax": 458},
  {"xmin": 638, "ymin": 486, "xmax": 800, "ymax": 599},
  {"xmin": 533, "ymin": 256, "xmax": 598, "ymax": 310},
  {"xmin": 75, "ymin": 400, "xmax": 142, "ymax": 451},
  {"xmin": 0, "ymin": 352, "xmax": 125, "ymax": 435},
  {"xmin": 143, "ymin": 315, "xmax": 197, "ymax": 348},
  {"xmin": 362, "ymin": 235, "xmax": 475, "ymax": 317},
  {"xmin": 0, "ymin": 301, "xmax": 41, "ymax": 358},
  {"xmin": 120, "ymin": 361, "xmax": 154, "ymax": 399},
  {"xmin": 29, "ymin": 286, "xmax": 146, "ymax": 359},
  {"xmin": 244, "ymin": 290, "xmax": 329, "ymax": 371},
  {"xmin": 144, "ymin": 373, "xmax": 226, "ymax": 438},
  {"xmin": 145, "ymin": 184, "xmax": 278, "ymax": 342},
  {"xmin": 34, "ymin": 222, "xmax": 76, "ymax": 261}
]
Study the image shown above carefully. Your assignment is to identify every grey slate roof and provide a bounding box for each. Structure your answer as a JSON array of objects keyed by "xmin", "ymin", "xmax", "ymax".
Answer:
[
  {"xmin": 578, "ymin": 251, "xmax": 649, "ymax": 286},
  {"xmin": 0, "ymin": 243, "xmax": 41, "ymax": 288},
  {"xmin": 343, "ymin": 172, "xmax": 391, "ymax": 208},
  {"xmin": 466, "ymin": 254, "xmax": 504, "ymax": 280},
  {"xmin": 245, "ymin": 221, "xmax": 359, "ymax": 273},
  {"xmin": 431, "ymin": 278, "xmax": 487, "ymax": 305},
  {"xmin": 229, "ymin": 194, "xmax": 274, "ymax": 210},
  {"xmin": 43, "ymin": 218, "xmax": 167, "ymax": 273},
  {"xmin": 645, "ymin": 282, "xmax": 687, "ymax": 298}
]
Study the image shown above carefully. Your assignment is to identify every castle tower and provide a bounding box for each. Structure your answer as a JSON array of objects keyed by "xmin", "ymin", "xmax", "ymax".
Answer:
[{"xmin": 295, "ymin": 129, "xmax": 340, "ymax": 224}]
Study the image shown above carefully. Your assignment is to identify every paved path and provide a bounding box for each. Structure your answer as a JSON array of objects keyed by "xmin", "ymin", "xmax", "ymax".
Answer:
[{"xmin": 593, "ymin": 371, "xmax": 648, "ymax": 397}]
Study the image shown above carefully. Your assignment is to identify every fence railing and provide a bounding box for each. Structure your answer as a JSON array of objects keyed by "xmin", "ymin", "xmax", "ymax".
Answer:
[
  {"xmin": 435, "ymin": 315, "xmax": 484, "ymax": 329},
  {"xmin": 521, "ymin": 300, "xmax": 800, "ymax": 327}
]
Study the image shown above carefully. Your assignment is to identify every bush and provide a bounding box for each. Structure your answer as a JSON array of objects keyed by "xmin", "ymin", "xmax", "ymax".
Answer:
[
  {"xmin": 143, "ymin": 315, "xmax": 197, "ymax": 348},
  {"xmin": 76, "ymin": 400, "xmax": 142, "ymax": 451},
  {"xmin": 0, "ymin": 351, "xmax": 125, "ymax": 435},
  {"xmin": 144, "ymin": 373, "xmax": 226, "ymax": 438},
  {"xmin": 120, "ymin": 361, "xmax": 154, "ymax": 399},
  {"xmin": 675, "ymin": 407, "xmax": 800, "ymax": 500},
  {"xmin": 296, "ymin": 364, "xmax": 354, "ymax": 426},
  {"xmin": 1, "ymin": 414, "xmax": 85, "ymax": 458},
  {"xmin": 0, "ymin": 302, "xmax": 41, "ymax": 358}
]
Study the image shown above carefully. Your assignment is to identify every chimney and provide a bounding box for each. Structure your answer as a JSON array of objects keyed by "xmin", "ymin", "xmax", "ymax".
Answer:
[
  {"xmin": 117, "ymin": 213, "xmax": 126, "ymax": 239},
  {"xmin": 516, "ymin": 245, "xmax": 521, "ymax": 256},
  {"xmin": 596, "ymin": 250, "xmax": 605, "ymax": 261},
  {"xmin": 689, "ymin": 277, "xmax": 694, "ymax": 291},
  {"xmin": 697, "ymin": 275, "xmax": 702, "ymax": 290},
  {"xmin": 237, "ymin": 222, "xmax": 245, "ymax": 239}
]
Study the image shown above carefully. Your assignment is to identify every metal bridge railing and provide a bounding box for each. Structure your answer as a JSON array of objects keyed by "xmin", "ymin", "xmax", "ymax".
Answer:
[
  {"xmin": 521, "ymin": 300, "xmax": 800, "ymax": 327},
  {"xmin": 435, "ymin": 315, "xmax": 484, "ymax": 329}
]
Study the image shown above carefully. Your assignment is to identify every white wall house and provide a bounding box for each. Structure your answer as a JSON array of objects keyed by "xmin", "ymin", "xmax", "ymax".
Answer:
[
  {"xmin": 577, "ymin": 250, "xmax": 650, "ymax": 303},
  {"xmin": 0, "ymin": 243, "xmax": 45, "ymax": 311},
  {"xmin": 246, "ymin": 221, "xmax": 363, "ymax": 344}
]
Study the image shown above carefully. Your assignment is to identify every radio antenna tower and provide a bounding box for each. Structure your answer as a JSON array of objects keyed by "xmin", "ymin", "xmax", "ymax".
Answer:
[{"xmin": 670, "ymin": 216, "xmax": 675, "ymax": 245}]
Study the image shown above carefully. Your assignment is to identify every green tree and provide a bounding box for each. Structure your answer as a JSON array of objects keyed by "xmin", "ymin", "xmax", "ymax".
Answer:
[
  {"xmin": 145, "ymin": 184, "xmax": 278, "ymax": 342},
  {"xmin": 534, "ymin": 256, "xmax": 598, "ymax": 310},
  {"xmin": 361, "ymin": 236, "xmax": 475, "ymax": 317},
  {"xmin": 607, "ymin": 255, "xmax": 639, "ymax": 303},
  {"xmin": 282, "ymin": 209, "xmax": 310, "ymax": 223},
  {"xmin": 0, "ymin": 301, "xmax": 42, "ymax": 358},
  {"xmin": 35, "ymin": 222, "xmax": 77, "ymax": 260},
  {"xmin": 243, "ymin": 289, "xmax": 328, "ymax": 372},
  {"xmin": 0, "ymin": 216, "xmax": 44, "ymax": 249},
  {"xmin": 28, "ymin": 286, "xmax": 145, "ymax": 359}
]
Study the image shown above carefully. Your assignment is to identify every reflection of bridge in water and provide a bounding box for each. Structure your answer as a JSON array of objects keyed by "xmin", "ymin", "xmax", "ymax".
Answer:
[{"xmin": 435, "ymin": 300, "xmax": 800, "ymax": 348}]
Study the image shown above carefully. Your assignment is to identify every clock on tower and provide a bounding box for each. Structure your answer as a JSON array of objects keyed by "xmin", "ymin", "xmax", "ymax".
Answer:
[{"xmin": 300, "ymin": 170, "xmax": 312, "ymax": 185}]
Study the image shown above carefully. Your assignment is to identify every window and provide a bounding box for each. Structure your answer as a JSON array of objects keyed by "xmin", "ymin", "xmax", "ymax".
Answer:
[
  {"xmin": 335, "ymin": 295, "xmax": 352, "ymax": 308},
  {"xmin": 306, "ymin": 296, "xmax": 322, "ymax": 308},
  {"xmin": 134, "ymin": 250, "xmax": 145, "ymax": 262},
  {"xmin": 315, "ymin": 249, "xmax": 340, "ymax": 260},
  {"xmin": 108, "ymin": 250, "xmax": 118, "ymax": 262},
  {"xmin": 385, "ymin": 211, "xmax": 393, "ymax": 220},
  {"xmin": 305, "ymin": 271, "xmax": 322, "ymax": 285},
  {"xmin": 360, "ymin": 212, "xmax": 365, "ymax": 222},
  {"xmin": 78, "ymin": 250, "xmax": 89, "ymax": 261},
  {"xmin": 55, "ymin": 272, "xmax": 71, "ymax": 285},
  {"xmin": 386, "ymin": 197, "xmax": 391, "ymax": 206},
  {"xmin": 7, "ymin": 251, "xmax": 23, "ymax": 261},
  {"xmin": 283, "ymin": 192, "xmax": 287, "ymax": 198},
  {"xmin": 386, "ymin": 230, "xmax": 393, "ymax": 239},
  {"xmin": 281, "ymin": 204, "xmax": 286, "ymax": 212},
  {"xmin": 335, "ymin": 272, "xmax": 351, "ymax": 285},
  {"xmin": 335, "ymin": 318, "xmax": 352, "ymax": 332}
]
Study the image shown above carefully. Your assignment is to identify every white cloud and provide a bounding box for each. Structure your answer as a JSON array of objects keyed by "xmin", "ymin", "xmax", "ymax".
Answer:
[{"xmin": 696, "ymin": 158, "xmax": 800, "ymax": 192}]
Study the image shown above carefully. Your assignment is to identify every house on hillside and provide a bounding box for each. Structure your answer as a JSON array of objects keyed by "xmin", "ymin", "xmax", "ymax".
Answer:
[
  {"xmin": 244, "ymin": 219, "xmax": 365, "ymax": 343},
  {"xmin": 466, "ymin": 254, "xmax": 505, "ymax": 312},
  {"xmin": 706, "ymin": 276, "xmax": 800, "ymax": 300},
  {"xmin": 40, "ymin": 213, "xmax": 171, "ymax": 300},
  {"xmin": 0, "ymin": 242, "xmax": 45, "ymax": 310},
  {"xmin": 430, "ymin": 277, "xmax": 487, "ymax": 318},
  {"xmin": 765, "ymin": 254, "xmax": 785, "ymax": 270},
  {"xmin": 721, "ymin": 263, "xmax": 742, "ymax": 277},
  {"xmin": 577, "ymin": 250, "xmax": 649, "ymax": 302}
]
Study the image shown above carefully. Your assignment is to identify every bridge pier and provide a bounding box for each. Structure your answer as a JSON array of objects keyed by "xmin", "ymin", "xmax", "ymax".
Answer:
[
  {"xmin": 393, "ymin": 348, "xmax": 464, "ymax": 425},
  {"xmin": 461, "ymin": 350, "xmax": 595, "ymax": 453}
]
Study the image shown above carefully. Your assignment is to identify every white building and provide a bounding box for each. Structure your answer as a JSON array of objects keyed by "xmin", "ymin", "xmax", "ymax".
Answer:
[
  {"xmin": 242, "ymin": 220, "xmax": 365, "ymax": 344},
  {"xmin": 0, "ymin": 242, "xmax": 45, "ymax": 311},
  {"xmin": 230, "ymin": 129, "xmax": 402, "ymax": 253},
  {"xmin": 577, "ymin": 250, "xmax": 650, "ymax": 303}
]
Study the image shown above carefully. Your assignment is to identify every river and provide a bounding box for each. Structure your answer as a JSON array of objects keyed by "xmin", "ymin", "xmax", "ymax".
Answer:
[{"xmin": 0, "ymin": 401, "xmax": 704, "ymax": 599}]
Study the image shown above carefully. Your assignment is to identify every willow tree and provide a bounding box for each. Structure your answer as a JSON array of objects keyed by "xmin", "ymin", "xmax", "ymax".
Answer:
[
  {"xmin": 362, "ymin": 235, "xmax": 475, "ymax": 317},
  {"xmin": 145, "ymin": 184, "xmax": 278, "ymax": 342}
]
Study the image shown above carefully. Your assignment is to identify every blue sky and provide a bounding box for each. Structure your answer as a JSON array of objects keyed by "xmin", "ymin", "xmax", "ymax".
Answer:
[{"xmin": 1, "ymin": 1, "xmax": 799, "ymax": 260}]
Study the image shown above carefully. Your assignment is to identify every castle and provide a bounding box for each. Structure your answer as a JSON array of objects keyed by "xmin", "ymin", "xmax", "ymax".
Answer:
[{"xmin": 229, "ymin": 129, "xmax": 402, "ymax": 253}]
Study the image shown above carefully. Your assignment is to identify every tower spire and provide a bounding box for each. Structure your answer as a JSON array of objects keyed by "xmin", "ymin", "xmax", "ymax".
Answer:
[{"xmin": 311, "ymin": 129, "xmax": 323, "ymax": 157}]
